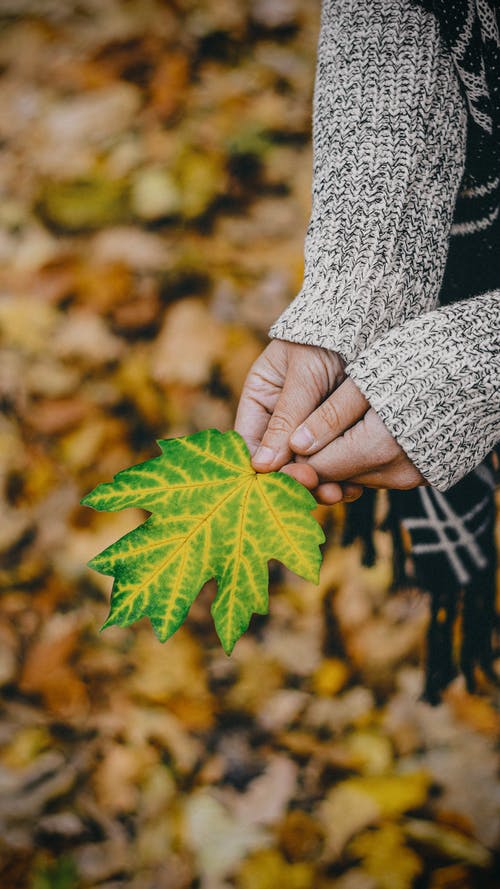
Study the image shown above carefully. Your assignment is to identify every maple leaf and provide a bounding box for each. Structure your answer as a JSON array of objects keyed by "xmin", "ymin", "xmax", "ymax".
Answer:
[{"xmin": 81, "ymin": 429, "xmax": 325, "ymax": 653}]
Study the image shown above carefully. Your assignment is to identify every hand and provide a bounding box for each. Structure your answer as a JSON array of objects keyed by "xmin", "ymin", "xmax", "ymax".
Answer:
[
  {"xmin": 234, "ymin": 340, "xmax": 364, "ymax": 503},
  {"xmin": 282, "ymin": 376, "xmax": 428, "ymax": 493}
]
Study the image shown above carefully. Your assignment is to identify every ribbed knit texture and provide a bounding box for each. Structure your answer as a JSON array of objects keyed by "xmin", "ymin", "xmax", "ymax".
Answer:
[
  {"xmin": 346, "ymin": 290, "xmax": 500, "ymax": 490},
  {"xmin": 268, "ymin": 0, "xmax": 500, "ymax": 492},
  {"xmin": 268, "ymin": 0, "xmax": 468, "ymax": 362}
]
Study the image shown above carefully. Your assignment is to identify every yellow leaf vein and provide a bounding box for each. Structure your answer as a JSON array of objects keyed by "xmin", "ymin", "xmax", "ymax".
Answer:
[
  {"xmin": 257, "ymin": 478, "xmax": 302, "ymax": 561},
  {"xmin": 181, "ymin": 437, "xmax": 250, "ymax": 475},
  {"xmin": 116, "ymin": 477, "xmax": 250, "ymax": 607}
]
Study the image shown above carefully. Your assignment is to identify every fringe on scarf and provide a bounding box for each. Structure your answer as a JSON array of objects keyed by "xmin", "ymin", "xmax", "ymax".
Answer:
[{"xmin": 341, "ymin": 460, "xmax": 500, "ymax": 705}]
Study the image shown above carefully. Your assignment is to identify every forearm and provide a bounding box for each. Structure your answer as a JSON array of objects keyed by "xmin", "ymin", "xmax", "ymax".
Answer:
[
  {"xmin": 345, "ymin": 290, "xmax": 500, "ymax": 491},
  {"xmin": 269, "ymin": 0, "xmax": 467, "ymax": 363}
]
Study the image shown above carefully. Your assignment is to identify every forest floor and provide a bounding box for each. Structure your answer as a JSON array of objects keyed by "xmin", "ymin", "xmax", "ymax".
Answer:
[{"xmin": 0, "ymin": 2, "xmax": 499, "ymax": 887}]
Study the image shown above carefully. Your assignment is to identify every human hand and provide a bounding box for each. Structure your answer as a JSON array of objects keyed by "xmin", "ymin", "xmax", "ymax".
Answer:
[
  {"xmin": 234, "ymin": 340, "xmax": 364, "ymax": 503},
  {"xmin": 282, "ymin": 376, "xmax": 428, "ymax": 493}
]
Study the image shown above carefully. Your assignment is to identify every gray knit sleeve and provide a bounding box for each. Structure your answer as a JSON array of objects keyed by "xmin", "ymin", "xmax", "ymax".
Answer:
[
  {"xmin": 268, "ymin": 0, "xmax": 468, "ymax": 364},
  {"xmin": 345, "ymin": 291, "xmax": 500, "ymax": 491}
]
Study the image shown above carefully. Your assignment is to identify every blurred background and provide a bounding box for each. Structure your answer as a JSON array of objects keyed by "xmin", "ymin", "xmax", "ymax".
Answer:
[{"xmin": 0, "ymin": 1, "xmax": 499, "ymax": 887}]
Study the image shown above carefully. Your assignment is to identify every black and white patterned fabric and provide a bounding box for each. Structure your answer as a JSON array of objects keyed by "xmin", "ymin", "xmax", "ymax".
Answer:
[
  {"xmin": 397, "ymin": 0, "xmax": 500, "ymax": 701},
  {"xmin": 388, "ymin": 460, "xmax": 498, "ymax": 704},
  {"xmin": 342, "ymin": 454, "xmax": 499, "ymax": 704},
  {"xmin": 415, "ymin": 0, "xmax": 500, "ymax": 302}
]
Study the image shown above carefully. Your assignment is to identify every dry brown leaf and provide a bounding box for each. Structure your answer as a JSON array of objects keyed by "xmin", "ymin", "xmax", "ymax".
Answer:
[
  {"xmin": 445, "ymin": 685, "xmax": 500, "ymax": 736},
  {"xmin": 130, "ymin": 630, "xmax": 215, "ymax": 730},
  {"xmin": 318, "ymin": 784, "xmax": 380, "ymax": 861},
  {"xmin": 94, "ymin": 743, "xmax": 156, "ymax": 815},
  {"xmin": 277, "ymin": 809, "xmax": 324, "ymax": 862},
  {"xmin": 427, "ymin": 864, "xmax": 474, "ymax": 889},
  {"xmin": 150, "ymin": 52, "xmax": 190, "ymax": 119},
  {"xmin": 151, "ymin": 298, "xmax": 226, "ymax": 387},
  {"xmin": 19, "ymin": 614, "xmax": 89, "ymax": 720},
  {"xmin": 27, "ymin": 396, "xmax": 93, "ymax": 435},
  {"xmin": 223, "ymin": 756, "xmax": 298, "ymax": 827}
]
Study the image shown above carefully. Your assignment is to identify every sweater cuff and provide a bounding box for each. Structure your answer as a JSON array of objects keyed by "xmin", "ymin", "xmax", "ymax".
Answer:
[{"xmin": 345, "ymin": 291, "xmax": 500, "ymax": 491}]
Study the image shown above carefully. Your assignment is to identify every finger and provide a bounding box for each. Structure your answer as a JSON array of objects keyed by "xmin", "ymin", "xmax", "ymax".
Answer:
[
  {"xmin": 290, "ymin": 378, "xmax": 369, "ymax": 455},
  {"xmin": 235, "ymin": 388, "xmax": 274, "ymax": 458},
  {"xmin": 314, "ymin": 482, "xmax": 364, "ymax": 504},
  {"xmin": 304, "ymin": 409, "xmax": 400, "ymax": 481},
  {"xmin": 340, "ymin": 483, "xmax": 364, "ymax": 502},
  {"xmin": 341, "ymin": 461, "xmax": 427, "ymax": 490},
  {"xmin": 235, "ymin": 344, "xmax": 289, "ymax": 456},
  {"xmin": 279, "ymin": 461, "xmax": 320, "ymax": 490},
  {"xmin": 252, "ymin": 364, "xmax": 327, "ymax": 472},
  {"xmin": 313, "ymin": 482, "xmax": 347, "ymax": 505}
]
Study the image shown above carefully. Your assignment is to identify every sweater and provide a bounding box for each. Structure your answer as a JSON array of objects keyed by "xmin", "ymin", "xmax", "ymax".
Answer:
[{"xmin": 267, "ymin": 0, "xmax": 500, "ymax": 492}]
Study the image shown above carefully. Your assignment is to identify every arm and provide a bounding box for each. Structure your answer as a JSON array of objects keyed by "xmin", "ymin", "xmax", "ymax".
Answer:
[
  {"xmin": 268, "ymin": 0, "xmax": 468, "ymax": 363},
  {"xmin": 287, "ymin": 290, "xmax": 500, "ymax": 494},
  {"xmin": 344, "ymin": 289, "xmax": 500, "ymax": 490}
]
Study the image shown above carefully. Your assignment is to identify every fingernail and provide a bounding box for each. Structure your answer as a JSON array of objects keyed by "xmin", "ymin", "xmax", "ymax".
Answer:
[
  {"xmin": 252, "ymin": 446, "xmax": 275, "ymax": 467},
  {"xmin": 290, "ymin": 424, "xmax": 314, "ymax": 450}
]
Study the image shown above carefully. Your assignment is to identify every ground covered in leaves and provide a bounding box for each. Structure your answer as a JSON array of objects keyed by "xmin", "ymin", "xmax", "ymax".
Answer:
[{"xmin": 0, "ymin": 1, "xmax": 499, "ymax": 887}]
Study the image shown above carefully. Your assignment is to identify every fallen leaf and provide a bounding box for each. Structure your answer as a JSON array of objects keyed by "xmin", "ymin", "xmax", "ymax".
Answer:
[
  {"xmin": 348, "ymin": 824, "xmax": 423, "ymax": 889},
  {"xmin": 224, "ymin": 756, "xmax": 298, "ymax": 826},
  {"xmin": 93, "ymin": 743, "xmax": 155, "ymax": 814},
  {"xmin": 90, "ymin": 227, "xmax": 172, "ymax": 269},
  {"xmin": 340, "ymin": 772, "xmax": 430, "ymax": 818},
  {"xmin": 184, "ymin": 791, "xmax": 270, "ymax": 885},
  {"xmin": 318, "ymin": 784, "xmax": 380, "ymax": 861},
  {"xmin": 27, "ymin": 397, "xmax": 93, "ymax": 436},
  {"xmin": 0, "ymin": 297, "xmax": 58, "ymax": 354},
  {"xmin": 226, "ymin": 645, "xmax": 285, "ymax": 713},
  {"xmin": 325, "ymin": 870, "xmax": 376, "ymax": 889},
  {"xmin": 151, "ymin": 298, "xmax": 226, "ymax": 387},
  {"xmin": 0, "ymin": 726, "xmax": 51, "ymax": 768},
  {"xmin": 129, "ymin": 629, "xmax": 215, "ymax": 730},
  {"xmin": 341, "ymin": 730, "xmax": 393, "ymax": 776},
  {"xmin": 445, "ymin": 685, "xmax": 500, "ymax": 736},
  {"xmin": 257, "ymin": 689, "xmax": 309, "ymax": 731},
  {"xmin": 19, "ymin": 614, "xmax": 89, "ymax": 719},
  {"xmin": 41, "ymin": 84, "xmax": 141, "ymax": 150},
  {"xmin": 403, "ymin": 819, "xmax": 493, "ymax": 868},
  {"xmin": 312, "ymin": 658, "xmax": 350, "ymax": 697},
  {"xmin": 174, "ymin": 148, "xmax": 226, "ymax": 219},
  {"xmin": 31, "ymin": 855, "xmax": 79, "ymax": 889},
  {"xmin": 277, "ymin": 809, "xmax": 324, "ymax": 861},
  {"xmin": 38, "ymin": 176, "xmax": 130, "ymax": 232},
  {"xmin": 0, "ymin": 623, "xmax": 18, "ymax": 687},
  {"xmin": 427, "ymin": 864, "xmax": 474, "ymax": 889},
  {"xmin": 131, "ymin": 167, "xmax": 182, "ymax": 219},
  {"xmin": 236, "ymin": 848, "xmax": 315, "ymax": 889},
  {"xmin": 53, "ymin": 309, "xmax": 124, "ymax": 364},
  {"xmin": 150, "ymin": 52, "xmax": 190, "ymax": 119}
]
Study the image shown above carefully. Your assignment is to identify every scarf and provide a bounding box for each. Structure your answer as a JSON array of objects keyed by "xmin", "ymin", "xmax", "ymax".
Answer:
[{"xmin": 344, "ymin": 0, "xmax": 500, "ymax": 704}]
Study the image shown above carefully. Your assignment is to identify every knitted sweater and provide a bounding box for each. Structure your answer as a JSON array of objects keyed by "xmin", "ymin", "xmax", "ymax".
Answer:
[{"xmin": 268, "ymin": 0, "xmax": 500, "ymax": 492}]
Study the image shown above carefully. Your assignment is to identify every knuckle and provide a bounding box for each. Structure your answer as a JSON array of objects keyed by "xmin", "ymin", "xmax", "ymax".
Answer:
[
  {"xmin": 318, "ymin": 397, "xmax": 342, "ymax": 434},
  {"xmin": 406, "ymin": 470, "xmax": 423, "ymax": 490},
  {"xmin": 394, "ymin": 470, "xmax": 419, "ymax": 490},
  {"xmin": 396, "ymin": 479, "xmax": 415, "ymax": 491},
  {"xmin": 381, "ymin": 439, "xmax": 400, "ymax": 462},
  {"xmin": 267, "ymin": 411, "xmax": 293, "ymax": 435}
]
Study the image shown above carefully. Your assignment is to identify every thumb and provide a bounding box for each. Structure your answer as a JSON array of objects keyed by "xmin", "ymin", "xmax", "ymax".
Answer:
[{"xmin": 251, "ymin": 364, "xmax": 323, "ymax": 472}]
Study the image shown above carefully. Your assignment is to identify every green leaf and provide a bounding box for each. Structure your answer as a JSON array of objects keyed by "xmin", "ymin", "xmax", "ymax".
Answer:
[
  {"xmin": 81, "ymin": 429, "xmax": 324, "ymax": 653},
  {"xmin": 32, "ymin": 856, "xmax": 78, "ymax": 889}
]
